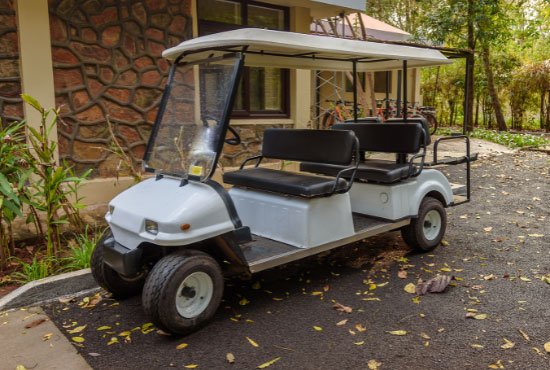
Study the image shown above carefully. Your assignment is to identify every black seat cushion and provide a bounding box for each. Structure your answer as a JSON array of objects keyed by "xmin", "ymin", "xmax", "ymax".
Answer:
[
  {"xmin": 300, "ymin": 160, "xmax": 413, "ymax": 184},
  {"xmin": 223, "ymin": 168, "xmax": 349, "ymax": 198}
]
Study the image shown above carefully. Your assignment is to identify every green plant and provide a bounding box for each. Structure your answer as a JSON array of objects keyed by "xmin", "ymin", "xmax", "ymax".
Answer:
[
  {"xmin": 0, "ymin": 120, "xmax": 34, "ymax": 267},
  {"xmin": 10, "ymin": 256, "xmax": 55, "ymax": 283},
  {"xmin": 63, "ymin": 227, "xmax": 105, "ymax": 271},
  {"xmin": 22, "ymin": 94, "xmax": 92, "ymax": 265},
  {"xmin": 469, "ymin": 128, "xmax": 549, "ymax": 148}
]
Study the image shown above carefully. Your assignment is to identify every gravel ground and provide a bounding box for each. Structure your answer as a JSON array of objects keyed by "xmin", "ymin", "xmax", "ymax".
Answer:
[{"xmin": 45, "ymin": 151, "xmax": 550, "ymax": 370}]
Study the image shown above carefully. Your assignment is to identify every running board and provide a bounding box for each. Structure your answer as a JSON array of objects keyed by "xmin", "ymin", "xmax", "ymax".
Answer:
[{"xmin": 240, "ymin": 214, "xmax": 409, "ymax": 273}]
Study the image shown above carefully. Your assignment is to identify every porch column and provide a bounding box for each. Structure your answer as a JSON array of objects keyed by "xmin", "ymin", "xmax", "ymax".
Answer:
[
  {"xmin": 290, "ymin": 7, "xmax": 312, "ymax": 129},
  {"xmin": 15, "ymin": 0, "xmax": 58, "ymax": 162}
]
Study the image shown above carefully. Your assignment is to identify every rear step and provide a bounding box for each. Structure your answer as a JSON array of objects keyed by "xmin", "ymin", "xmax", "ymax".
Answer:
[{"xmin": 450, "ymin": 183, "xmax": 467, "ymax": 195}]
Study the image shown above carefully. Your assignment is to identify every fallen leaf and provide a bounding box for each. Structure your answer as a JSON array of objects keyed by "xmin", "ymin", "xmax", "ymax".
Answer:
[
  {"xmin": 15, "ymin": 366, "xmax": 27, "ymax": 370},
  {"xmin": 544, "ymin": 342, "xmax": 550, "ymax": 353},
  {"xmin": 43, "ymin": 333, "xmax": 53, "ymax": 341},
  {"xmin": 470, "ymin": 344, "xmax": 484, "ymax": 349},
  {"xmin": 468, "ymin": 313, "xmax": 487, "ymax": 320},
  {"xmin": 313, "ymin": 326, "xmax": 323, "ymax": 331},
  {"xmin": 416, "ymin": 275, "xmax": 451, "ymax": 295},
  {"xmin": 354, "ymin": 341, "xmax": 365, "ymax": 346},
  {"xmin": 362, "ymin": 297, "xmax": 381, "ymax": 301},
  {"xmin": 404, "ymin": 283, "xmax": 416, "ymax": 294},
  {"xmin": 58, "ymin": 297, "xmax": 75, "ymax": 304},
  {"xmin": 483, "ymin": 227, "xmax": 493, "ymax": 232},
  {"xmin": 68, "ymin": 325, "xmax": 87, "ymax": 334},
  {"xmin": 484, "ymin": 274, "xmax": 496, "ymax": 281},
  {"xmin": 333, "ymin": 302, "xmax": 353, "ymax": 314},
  {"xmin": 368, "ymin": 359, "xmax": 382, "ymax": 370},
  {"xmin": 239, "ymin": 298, "xmax": 250, "ymax": 306},
  {"xmin": 184, "ymin": 365, "xmax": 198, "ymax": 369},
  {"xmin": 72, "ymin": 337, "xmax": 85, "ymax": 343},
  {"xmin": 176, "ymin": 343, "xmax": 188, "ymax": 350},
  {"xmin": 88, "ymin": 353, "xmax": 101, "ymax": 357},
  {"xmin": 24, "ymin": 318, "xmax": 47, "ymax": 329},
  {"xmin": 118, "ymin": 331, "xmax": 131, "ymax": 337},
  {"xmin": 246, "ymin": 337, "xmax": 259, "ymax": 347},
  {"xmin": 107, "ymin": 337, "xmax": 119, "ymax": 345},
  {"xmin": 355, "ymin": 323, "xmax": 367, "ymax": 333},
  {"xmin": 501, "ymin": 338, "xmax": 515, "ymax": 349},
  {"xmin": 226, "ymin": 353, "xmax": 235, "ymax": 364},
  {"xmin": 441, "ymin": 240, "xmax": 450, "ymax": 246},
  {"xmin": 387, "ymin": 330, "xmax": 407, "ymax": 336},
  {"xmin": 97, "ymin": 326, "xmax": 111, "ymax": 331},
  {"xmin": 398, "ymin": 270, "xmax": 407, "ymax": 279},
  {"xmin": 257, "ymin": 357, "xmax": 281, "ymax": 368},
  {"xmin": 336, "ymin": 319, "xmax": 348, "ymax": 326},
  {"xmin": 519, "ymin": 329, "xmax": 530, "ymax": 342},
  {"xmin": 420, "ymin": 332, "xmax": 431, "ymax": 340},
  {"xmin": 251, "ymin": 281, "xmax": 261, "ymax": 290},
  {"xmin": 519, "ymin": 276, "xmax": 531, "ymax": 282},
  {"xmin": 488, "ymin": 359, "xmax": 504, "ymax": 369},
  {"xmin": 528, "ymin": 234, "xmax": 544, "ymax": 238}
]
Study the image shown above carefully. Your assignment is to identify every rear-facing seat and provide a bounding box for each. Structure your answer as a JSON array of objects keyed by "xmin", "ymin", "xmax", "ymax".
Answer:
[
  {"xmin": 223, "ymin": 129, "xmax": 359, "ymax": 198},
  {"xmin": 300, "ymin": 121, "xmax": 426, "ymax": 184}
]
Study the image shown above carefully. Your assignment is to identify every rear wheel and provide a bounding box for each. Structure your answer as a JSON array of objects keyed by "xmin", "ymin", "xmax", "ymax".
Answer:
[
  {"xmin": 142, "ymin": 250, "xmax": 224, "ymax": 335},
  {"xmin": 401, "ymin": 197, "xmax": 447, "ymax": 252},
  {"xmin": 90, "ymin": 229, "xmax": 146, "ymax": 298}
]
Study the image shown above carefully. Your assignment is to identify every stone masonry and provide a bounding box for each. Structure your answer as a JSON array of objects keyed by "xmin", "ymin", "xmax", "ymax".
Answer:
[
  {"xmin": 49, "ymin": 0, "xmax": 192, "ymax": 177},
  {"xmin": 0, "ymin": 0, "xmax": 23, "ymax": 126}
]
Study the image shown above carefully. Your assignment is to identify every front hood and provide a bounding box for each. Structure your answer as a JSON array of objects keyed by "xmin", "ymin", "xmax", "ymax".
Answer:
[{"xmin": 107, "ymin": 178, "xmax": 235, "ymax": 249}]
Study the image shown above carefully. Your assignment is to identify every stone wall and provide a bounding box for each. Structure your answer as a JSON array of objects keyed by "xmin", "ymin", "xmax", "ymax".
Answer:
[
  {"xmin": 49, "ymin": 0, "xmax": 192, "ymax": 177},
  {"xmin": 0, "ymin": 0, "xmax": 23, "ymax": 125},
  {"xmin": 220, "ymin": 124, "xmax": 293, "ymax": 168}
]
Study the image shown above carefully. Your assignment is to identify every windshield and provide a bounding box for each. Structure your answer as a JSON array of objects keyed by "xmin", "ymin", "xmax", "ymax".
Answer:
[{"xmin": 144, "ymin": 54, "xmax": 242, "ymax": 180}]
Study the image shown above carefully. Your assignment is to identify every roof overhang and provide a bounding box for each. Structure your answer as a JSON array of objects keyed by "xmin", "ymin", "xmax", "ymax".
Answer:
[
  {"xmin": 261, "ymin": 0, "xmax": 364, "ymax": 18},
  {"xmin": 163, "ymin": 28, "xmax": 453, "ymax": 71}
]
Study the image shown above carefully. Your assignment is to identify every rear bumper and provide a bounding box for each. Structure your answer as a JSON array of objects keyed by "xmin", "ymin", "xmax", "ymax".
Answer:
[{"xmin": 102, "ymin": 237, "xmax": 143, "ymax": 276}]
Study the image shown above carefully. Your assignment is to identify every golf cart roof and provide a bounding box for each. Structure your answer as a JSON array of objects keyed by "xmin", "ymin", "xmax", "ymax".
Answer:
[{"xmin": 163, "ymin": 28, "xmax": 452, "ymax": 71}]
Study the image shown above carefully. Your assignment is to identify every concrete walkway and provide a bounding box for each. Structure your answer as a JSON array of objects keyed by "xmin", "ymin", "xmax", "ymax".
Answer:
[{"xmin": 0, "ymin": 307, "xmax": 91, "ymax": 370}]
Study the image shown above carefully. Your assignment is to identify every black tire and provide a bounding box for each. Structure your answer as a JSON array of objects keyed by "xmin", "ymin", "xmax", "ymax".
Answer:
[
  {"xmin": 401, "ymin": 197, "xmax": 447, "ymax": 252},
  {"xmin": 142, "ymin": 250, "xmax": 224, "ymax": 335},
  {"xmin": 425, "ymin": 113, "xmax": 438, "ymax": 135},
  {"xmin": 91, "ymin": 229, "xmax": 146, "ymax": 298}
]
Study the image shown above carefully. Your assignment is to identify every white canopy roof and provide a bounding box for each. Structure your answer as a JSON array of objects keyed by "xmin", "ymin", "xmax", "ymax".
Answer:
[{"xmin": 163, "ymin": 29, "xmax": 452, "ymax": 71}]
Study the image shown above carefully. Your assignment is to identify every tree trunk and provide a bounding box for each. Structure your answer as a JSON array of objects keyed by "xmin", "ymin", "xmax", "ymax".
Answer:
[
  {"xmin": 481, "ymin": 45, "xmax": 507, "ymax": 131},
  {"xmin": 464, "ymin": 0, "xmax": 475, "ymax": 132},
  {"xmin": 474, "ymin": 93, "xmax": 480, "ymax": 127},
  {"xmin": 539, "ymin": 90, "xmax": 546, "ymax": 130}
]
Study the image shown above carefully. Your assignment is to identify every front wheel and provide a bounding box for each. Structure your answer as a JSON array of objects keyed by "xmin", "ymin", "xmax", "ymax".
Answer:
[
  {"xmin": 401, "ymin": 197, "xmax": 447, "ymax": 252},
  {"xmin": 90, "ymin": 229, "xmax": 146, "ymax": 298},
  {"xmin": 142, "ymin": 250, "xmax": 224, "ymax": 335}
]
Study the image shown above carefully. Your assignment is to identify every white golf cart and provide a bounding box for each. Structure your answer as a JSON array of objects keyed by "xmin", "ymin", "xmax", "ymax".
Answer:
[{"xmin": 91, "ymin": 29, "xmax": 473, "ymax": 335}]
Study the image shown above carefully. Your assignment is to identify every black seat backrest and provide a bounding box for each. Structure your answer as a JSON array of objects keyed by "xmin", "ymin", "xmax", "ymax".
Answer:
[
  {"xmin": 331, "ymin": 122, "xmax": 422, "ymax": 154},
  {"xmin": 386, "ymin": 117, "xmax": 431, "ymax": 145},
  {"xmin": 262, "ymin": 129, "xmax": 356, "ymax": 165},
  {"xmin": 345, "ymin": 117, "xmax": 382, "ymax": 124}
]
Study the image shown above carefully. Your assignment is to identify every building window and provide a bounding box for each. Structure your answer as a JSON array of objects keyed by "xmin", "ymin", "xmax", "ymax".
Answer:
[
  {"xmin": 198, "ymin": 0, "xmax": 289, "ymax": 118},
  {"xmin": 374, "ymin": 71, "xmax": 392, "ymax": 93}
]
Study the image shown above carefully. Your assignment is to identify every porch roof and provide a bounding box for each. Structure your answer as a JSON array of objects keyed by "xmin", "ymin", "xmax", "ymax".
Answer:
[{"xmin": 163, "ymin": 28, "xmax": 452, "ymax": 71}]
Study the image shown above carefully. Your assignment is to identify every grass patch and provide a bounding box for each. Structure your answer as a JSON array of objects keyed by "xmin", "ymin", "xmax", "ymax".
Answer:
[{"xmin": 438, "ymin": 128, "xmax": 549, "ymax": 148}]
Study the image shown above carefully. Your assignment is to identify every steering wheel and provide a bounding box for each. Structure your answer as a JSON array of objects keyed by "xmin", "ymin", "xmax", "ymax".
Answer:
[
  {"xmin": 200, "ymin": 115, "xmax": 241, "ymax": 146},
  {"xmin": 225, "ymin": 125, "xmax": 241, "ymax": 146}
]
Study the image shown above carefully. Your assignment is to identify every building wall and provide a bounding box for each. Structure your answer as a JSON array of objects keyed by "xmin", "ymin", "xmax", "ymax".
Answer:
[
  {"xmin": 0, "ymin": 0, "xmax": 23, "ymax": 125},
  {"xmin": 48, "ymin": 0, "xmax": 192, "ymax": 177}
]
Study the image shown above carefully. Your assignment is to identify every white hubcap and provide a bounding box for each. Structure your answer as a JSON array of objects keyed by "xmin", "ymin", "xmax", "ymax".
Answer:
[
  {"xmin": 175, "ymin": 272, "xmax": 214, "ymax": 318},
  {"xmin": 423, "ymin": 210, "xmax": 442, "ymax": 241}
]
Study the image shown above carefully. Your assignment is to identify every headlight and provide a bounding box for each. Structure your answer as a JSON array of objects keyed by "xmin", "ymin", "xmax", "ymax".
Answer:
[
  {"xmin": 108, "ymin": 205, "xmax": 115, "ymax": 214},
  {"xmin": 144, "ymin": 219, "xmax": 159, "ymax": 235}
]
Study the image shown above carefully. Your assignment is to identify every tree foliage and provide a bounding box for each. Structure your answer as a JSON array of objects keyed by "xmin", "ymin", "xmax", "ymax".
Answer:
[{"xmin": 366, "ymin": 0, "xmax": 550, "ymax": 131}]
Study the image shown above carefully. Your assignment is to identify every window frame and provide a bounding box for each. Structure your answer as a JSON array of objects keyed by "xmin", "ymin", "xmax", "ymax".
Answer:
[{"xmin": 198, "ymin": 0, "xmax": 290, "ymax": 118}]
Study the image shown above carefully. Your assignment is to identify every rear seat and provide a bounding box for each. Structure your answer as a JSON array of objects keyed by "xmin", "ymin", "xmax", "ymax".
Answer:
[
  {"xmin": 223, "ymin": 129, "xmax": 359, "ymax": 198},
  {"xmin": 300, "ymin": 121, "xmax": 426, "ymax": 184}
]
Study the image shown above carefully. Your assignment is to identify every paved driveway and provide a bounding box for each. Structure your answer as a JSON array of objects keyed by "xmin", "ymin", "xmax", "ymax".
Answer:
[{"xmin": 45, "ymin": 151, "xmax": 549, "ymax": 369}]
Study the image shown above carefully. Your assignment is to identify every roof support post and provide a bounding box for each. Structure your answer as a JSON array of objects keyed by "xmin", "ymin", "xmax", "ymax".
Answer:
[
  {"xmin": 463, "ymin": 52, "xmax": 474, "ymax": 134},
  {"xmin": 403, "ymin": 59, "xmax": 408, "ymax": 120},
  {"xmin": 352, "ymin": 61, "xmax": 358, "ymax": 122},
  {"xmin": 385, "ymin": 71, "xmax": 390, "ymax": 115}
]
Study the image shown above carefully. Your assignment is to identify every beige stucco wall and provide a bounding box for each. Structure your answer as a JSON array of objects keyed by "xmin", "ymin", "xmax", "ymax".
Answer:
[{"xmin": 16, "ymin": 0, "xmax": 58, "ymax": 162}]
